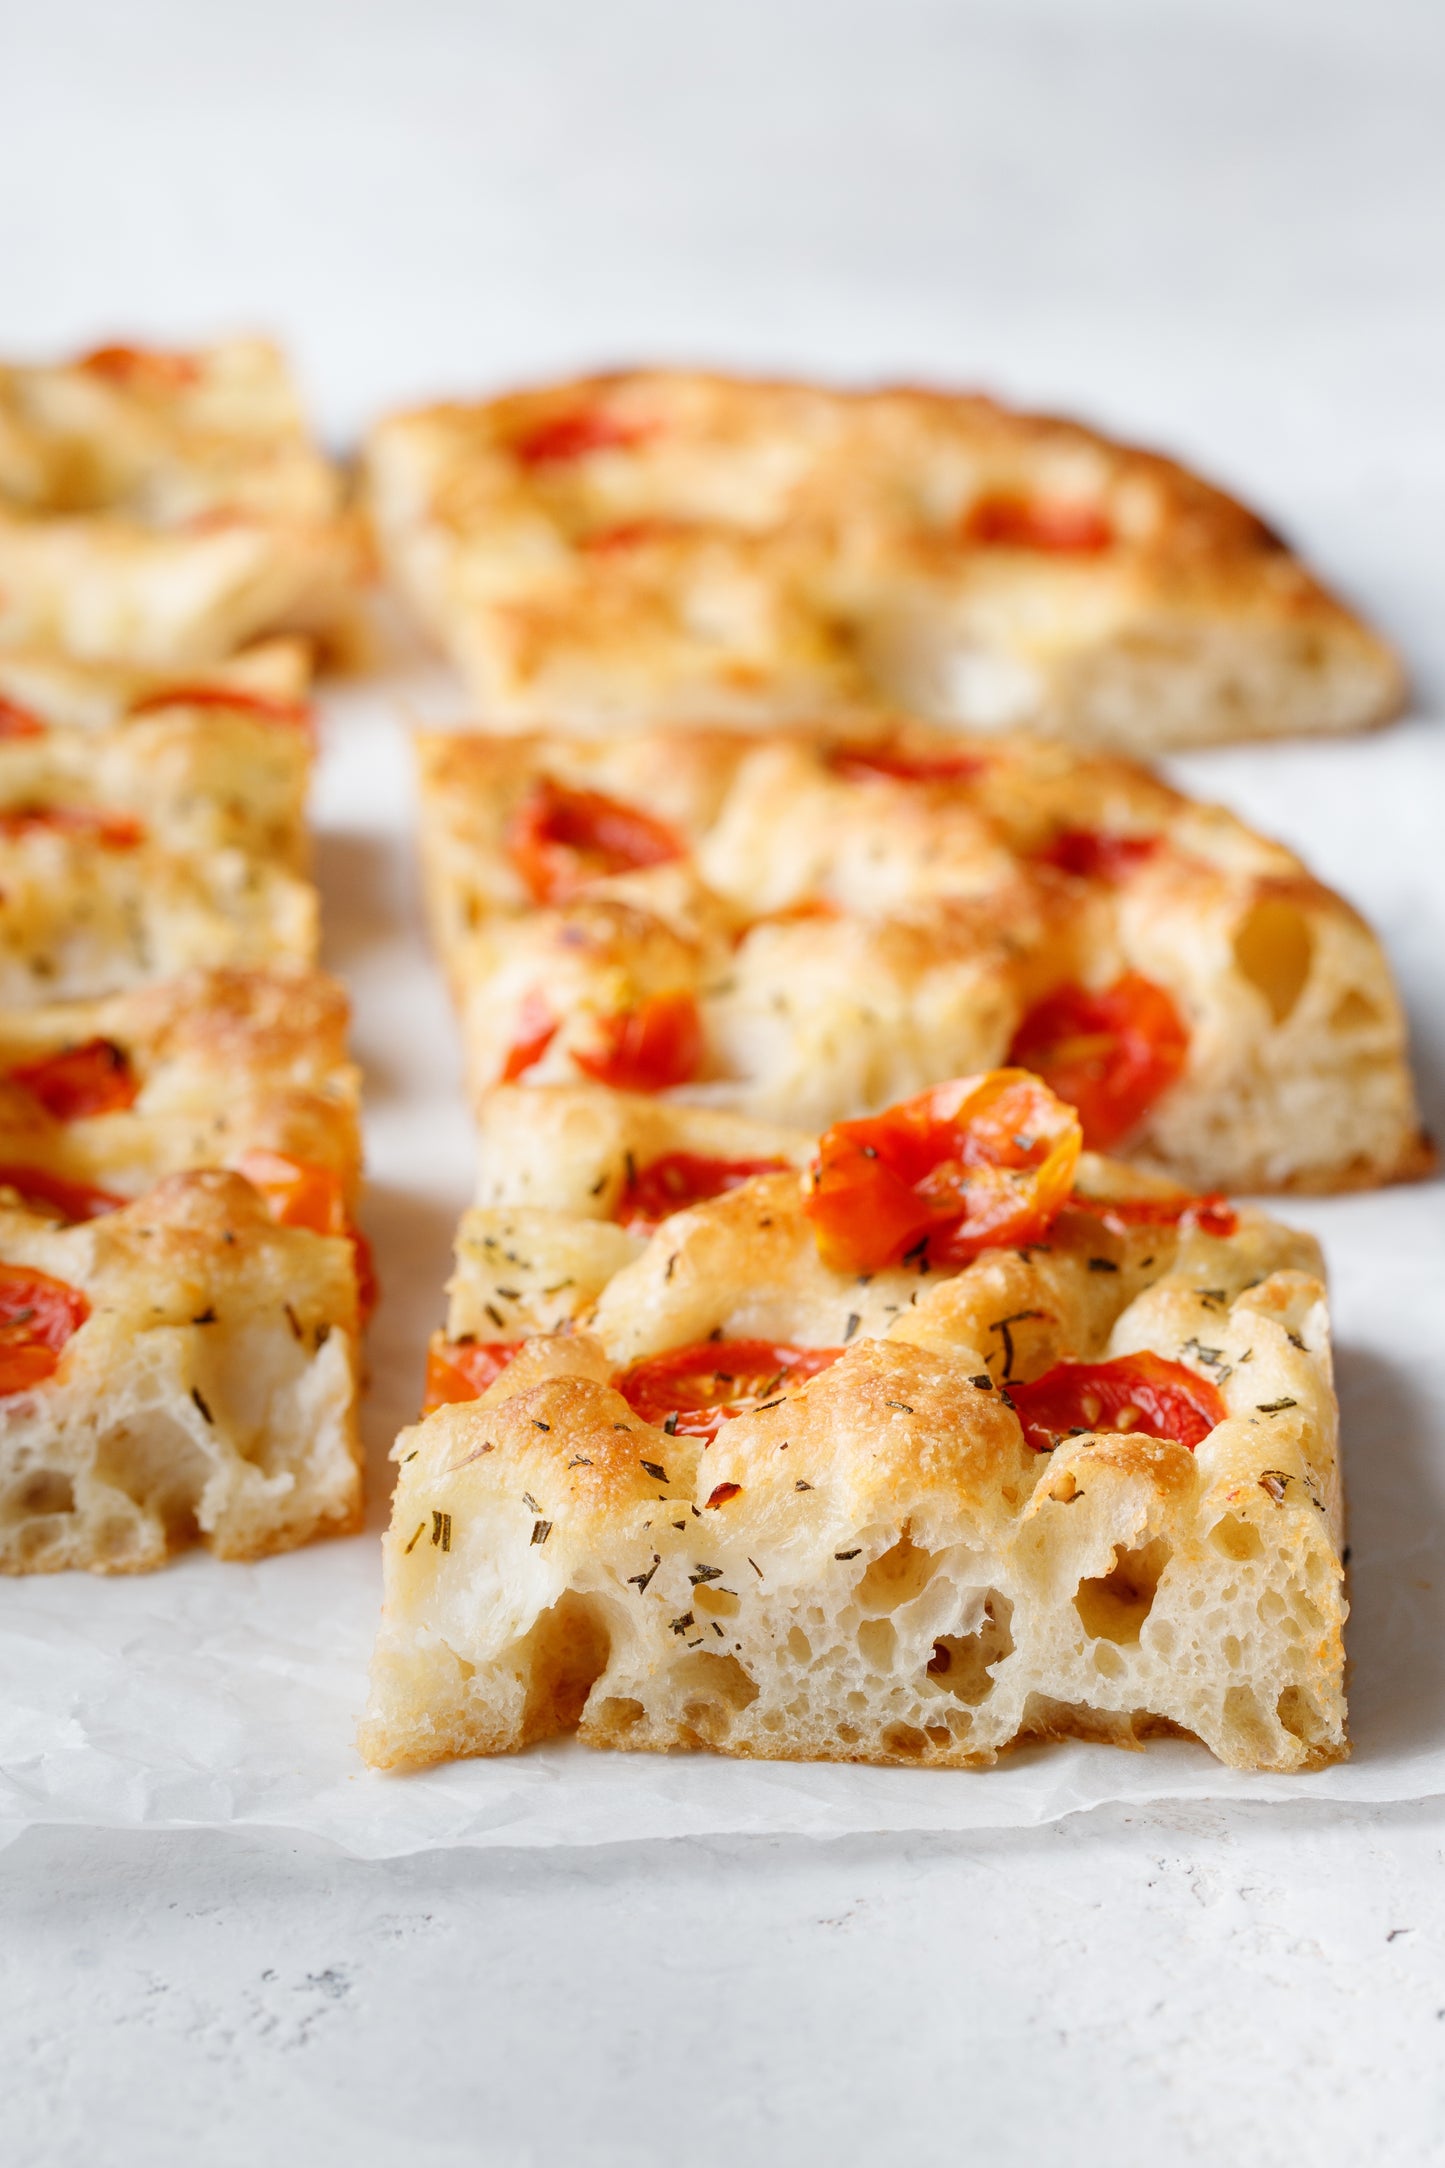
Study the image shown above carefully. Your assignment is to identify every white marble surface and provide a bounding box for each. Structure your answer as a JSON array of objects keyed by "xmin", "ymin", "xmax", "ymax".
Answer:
[{"xmin": 3, "ymin": 1, "xmax": 1445, "ymax": 2159}]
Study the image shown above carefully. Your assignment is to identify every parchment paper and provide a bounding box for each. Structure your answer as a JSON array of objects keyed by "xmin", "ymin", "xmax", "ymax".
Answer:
[{"xmin": 1, "ymin": 668, "xmax": 1441, "ymax": 1856}]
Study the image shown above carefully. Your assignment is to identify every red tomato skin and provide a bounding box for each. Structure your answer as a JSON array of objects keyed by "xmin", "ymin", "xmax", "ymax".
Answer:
[
  {"xmin": 506, "ymin": 778, "xmax": 683, "ymax": 906},
  {"xmin": 423, "ymin": 1337, "xmax": 523, "ymax": 1414},
  {"xmin": 8, "ymin": 1038, "xmax": 138, "ymax": 1121},
  {"xmin": 1008, "ymin": 975, "xmax": 1189, "ymax": 1150},
  {"xmin": 961, "ymin": 496, "xmax": 1114, "ymax": 552},
  {"xmin": 617, "ymin": 1151, "xmax": 790, "ymax": 1234},
  {"xmin": 618, "ymin": 1339, "xmax": 844, "ymax": 1441},
  {"xmin": 804, "ymin": 1069, "xmax": 1082, "ymax": 1275},
  {"xmin": 574, "ymin": 993, "xmax": 703, "ymax": 1094},
  {"xmin": 1008, "ymin": 1352, "xmax": 1227, "ymax": 1453},
  {"xmin": 0, "ymin": 1261, "xmax": 90, "ymax": 1394}
]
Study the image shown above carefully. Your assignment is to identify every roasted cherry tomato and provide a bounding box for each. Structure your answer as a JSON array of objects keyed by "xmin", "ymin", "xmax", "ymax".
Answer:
[
  {"xmin": 231, "ymin": 1150, "xmax": 376, "ymax": 1321},
  {"xmin": 1068, "ymin": 1191, "xmax": 1237, "ymax": 1240},
  {"xmin": 617, "ymin": 1339, "xmax": 844, "ymax": 1441},
  {"xmin": 1036, "ymin": 829, "xmax": 1160, "ymax": 882},
  {"xmin": 0, "ymin": 1164, "xmax": 124, "ymax": 1223},
  {"xmin": 617, "ymin": 1151, "xmax": 790, "ymax": 1234},
  {"xmin": 128, "ymin": 684, "xmax": 315, "ymax": 739},
  {"xmin": 501, "ymin": 990, "xmax": 561, "ymax": 1082},
  {"xmin": 1008, "ymin": 1351, "xmax": 1227, "ymax": 1453},
  {"xmin": 512, "ymin": 409, "xmax": 650, "ymax": 467},
  {"xmin": 804, "ymin": 1069, "xmax": 1082, "ymax": 1275},
  {"xmin": 1008, "ymin": 975, "xmax": 1189, "ymax": 1150},
  {"xmin": 0, "ymin": 807, "xmax": 143, "ymax": 848},
  {"xmin": 423, "ymin": 1336, "xmax": 523, "ymax": 1414},
  {"xmin": 961, "ymin": 495, "xmax": 1114, "ymax": 552},
  {"xmin": 506, "ymin": 777, "xmax": 684, "ymax": 905},
  {"xmin": 79, "ymin": 344, "xmax": 200, "ymax": 389},
  {"xmin": 8, "ymin": 1038, "xmax": 138, "ymax": 1121},
  {"xmin": 0, "ymin": 695, "xmax": 46, "ymax": 740},
  {"xmin": 574, "ymin": 992, "xmax": 703, "ymax": 1094},
  {"xmin": 0, "ymin": 1262, "xmax": 90, "ymax": 1394},
  {"xmin": 829, "ymin": 743, "xmax": 985, "ymax": 786}
]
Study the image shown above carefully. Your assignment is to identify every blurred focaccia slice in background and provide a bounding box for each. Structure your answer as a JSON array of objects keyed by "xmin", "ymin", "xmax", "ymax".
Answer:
[
  {"xmin": 0, "ymin": 1170, "xmax": 361, "ymax": 1574},
  {"xmin": 0, "ymin": 340, "xmax": 359, "ymax": 667},
  {"xmin": 415, "ymin": 721, "xmax": 1429, "ymax": 1195},
  {"xmin": 364, "ymin": 1069, "xmax": 1345, "ymax": 1776},
  {"xmin": 366, "ymin": 370, "xmax": 1403, "ymax": 750}
]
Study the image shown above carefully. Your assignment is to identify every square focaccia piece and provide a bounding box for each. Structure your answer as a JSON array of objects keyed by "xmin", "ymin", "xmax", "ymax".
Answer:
[
  {"xmin": 0, "ymin": 339, "xmax": 357, "ymax": 668},
  {"xmin": 0, "ymin": 1168, "xmax": 361, "ymax": 1574},
  {"xmin": 416, "ymin": 722, "xmax": 1429, "ymax": 1195},
  {"xmin": 365, "ymin": 370, "xmax": 1402, "ymax": 753},
  {"xmin": 0, "ymin": 967, "xmax": 362, "ymax": 1228},
  {"xmin": 364, "ymin": 1070, "xmax": 1345, "ymax": 1775}
]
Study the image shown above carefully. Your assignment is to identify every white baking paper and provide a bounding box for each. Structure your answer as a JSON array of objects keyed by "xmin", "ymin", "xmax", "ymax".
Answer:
[{"xmin": 1, "ymin": 664, "xmax": 1442, "ymax": 1856}]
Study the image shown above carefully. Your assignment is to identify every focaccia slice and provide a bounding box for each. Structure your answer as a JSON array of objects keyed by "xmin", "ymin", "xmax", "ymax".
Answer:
[
  {"xmin": 0, "ymin": 967, "xmax": 360, "ymax": 1215},
  {"xmin": 416, "ymin": 723, "xmax": 1428, "ymax": 1195},
  {"xmin": 366, "ymin": 370, "xmax": 1402, "ymax": 751},
  {"xmin": 0, "ymin": 340, "xmax": 356, "ymax": 667},
  {"xmin": 365, "ymin": 1078, "xmax": 1344, "ymax": 1775},
  {"xmin": 0, "ymin": 1170, "xmax": 361, "ymax": 1574}
]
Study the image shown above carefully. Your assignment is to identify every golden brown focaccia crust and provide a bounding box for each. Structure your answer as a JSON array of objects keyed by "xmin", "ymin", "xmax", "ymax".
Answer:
[
  {"xmin": 0, "ymin": 634, "xmax": 312, "ymax": 732},
  {"xmin": 366, "ymin": 370, "xmax": 1402, "ymax": 751},
  {"xmin": 365, "ymin": 1151, "xmax": 1344, "ymax": 1775},
  {"xmin": 0, "ymin": 1170, "xmax": 361, "ymax": 1574},
  {"xmin": 0, "ymin": 340, "xmax": 357, "ymax": 667},
  {"xmin": 417, "ymin": 724, "xmax": 1429, "ymax": 1194},
  {"xmin": 0, "ymin": 825, "xmax": 316, "ymax": 1006},
  {"xmin": 0, "ymin": 967, "xmax": 361, "ymax": 1205},
  {"xmin": 0, "ymin": 706, "xmax": 311, "ymax": 866}
]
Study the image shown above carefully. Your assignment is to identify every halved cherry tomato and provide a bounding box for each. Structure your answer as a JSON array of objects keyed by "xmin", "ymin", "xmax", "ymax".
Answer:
[
  {"xmin": 128, "ymin": 684, "xmax": 315, "ymax": 740},
  {"xmin": 0, "ymin": 696, "xmax": 46, "ymax": 740},
  {"xmin": 501, "ymin": 990, "xmax": 560, "ymax": 1082},
  {"xmin": 617, "ymin": 1151, "xmax": 790, "ymax": 1234},
  {"xmin": 0, "ymin": 807, "xmax": 144, "ymax": 848},
  {"xmin": 1009, "ymin": 975, "xmax": 1189, "ymax": 1150},
  {"xmin": 1008, "ymin": 1351, "xmax": 1227, "ymax": 1453},
  {"xmin": 506, "ymin": 777, "xmax": 684, "ymax": 905},
  {"xmin": 804, "ymin": 1069, "xmax": 1082, "ymax": 1275},
  {"xmin": 78, "ymin": 344, "xmax": 200, "ymax": 389},
  {"xmin": 574, "ymin": 992, "xmax": 703, "ymax": 1094},
  {"xmin": 423, "ymin": 1335, "xmax": 522, "ymax": 1414},
  {"xmin": 1068, "ymin": 1192, "xmax": 1237, "ymax": 1240},
  {"xmin": 8, "ymin": 1038, "xmax": 138, "ymax": 1121},
  {"xmin": 961, "ymin": 496, "xmax": 1114, "ymax": 552},
  {"xmin": 230, "ymin": 1150, "xmax": 376, "ymax": 1321},
  {"xmin": 0, "ymin": 1262, "xmax": 89, "ymax": 1394},
  {"xmin": 0, "ymin": 1164, "xmax": 124, "ymax": 1222},
  {"xmin": 830, "ymin": 743, "xmax": 986, "ymax": 786},
  {"xmin": 1036, "ymin": 830, "xmax": 1160, "ymax": 882},
  {"xmin": 513, "ymin": 410, "xmax": 650, "ymax": 467},
  {"xmin": 618, "ymin": 1338, "xmax": 844, "ymax": 1441}
]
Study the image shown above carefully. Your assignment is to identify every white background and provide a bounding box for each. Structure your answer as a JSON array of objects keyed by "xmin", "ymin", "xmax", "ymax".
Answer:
[{"xmin": 3, "ymin": 2, "xmax": 1445, "ymax": 2161}]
